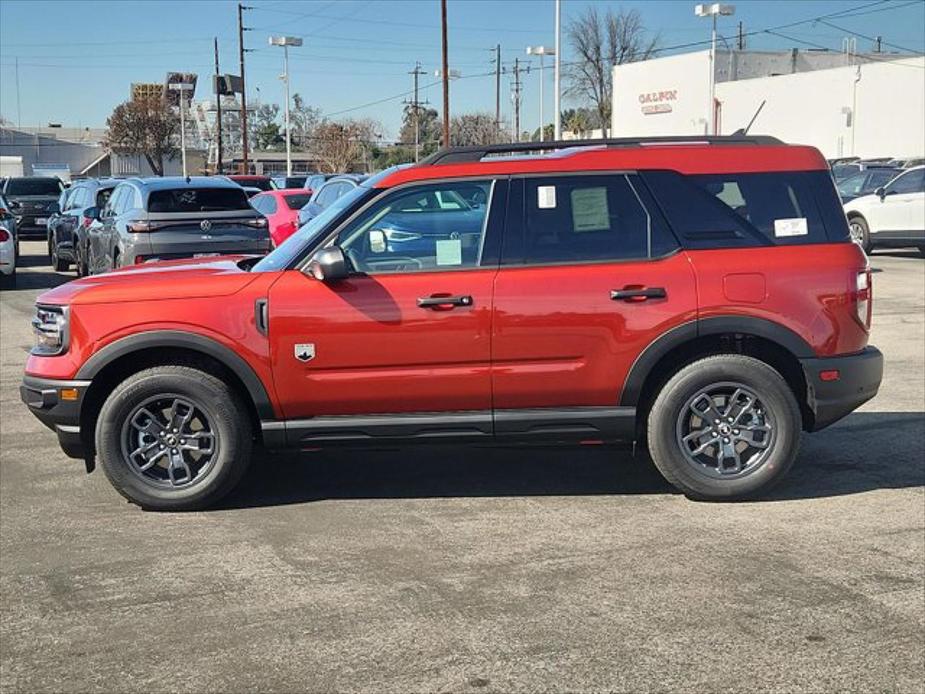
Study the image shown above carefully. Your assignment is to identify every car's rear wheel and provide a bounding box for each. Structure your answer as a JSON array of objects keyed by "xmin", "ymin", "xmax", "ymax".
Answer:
[
  {"xmin": 848, "ymin": 216, "xmax": 871, "ymax": 253},
  {"xmin": 647, "ymin": 354, "xmax": 801, "ymax": 501},
  {"xmin": 96, "ymin": 365, "xmax": 253, "ymax": 511},
  {"xmin": 50, "ymin": 238, "xmax": 68, "ymax": 272}
]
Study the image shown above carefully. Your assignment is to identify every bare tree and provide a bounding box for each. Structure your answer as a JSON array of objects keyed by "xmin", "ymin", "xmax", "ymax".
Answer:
[
  {"xmin": 105, "ymin": 96, "xmax": 179, "ymax": 176},
  {"xmin": 565, "ymin": 7, "xmax": 658, "ymax": 135},
  {"xmin": 312, "ymin": 118, "xmax": 380, "ymax": 173},
  {"xmin": 449, "ymin": 113, "xmax": 506, "ymax": 147},
  {"xmin": 290, "ymin": 94, "xmax": 321, "ymax": 149}
]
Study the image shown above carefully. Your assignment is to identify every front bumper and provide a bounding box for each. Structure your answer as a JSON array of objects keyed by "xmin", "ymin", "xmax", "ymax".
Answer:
[
  {"xmin": 801, "ymin": 346, "xmax": 883, "ymax": 431},
  {"xmin": 20, "ymin": 375, "xmax": 91, "ymax": 459}
]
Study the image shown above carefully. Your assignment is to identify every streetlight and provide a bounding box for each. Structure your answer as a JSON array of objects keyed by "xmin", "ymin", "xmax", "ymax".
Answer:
[
  {"xmin": 526, "ymin": 45, "xmax": 555, "ymax": 141},
  {"xmin": 269, "ymin": 35, "xmax": 303, "ymax": 177},
  {"xmin": 168, "ymin": 82, "xmax": 195, "ymax": 177},
  {"xmin": 554, "ymin": 0, "xmax": 561, "ymax": 140},
  {"xmin": 695, "ymin": 3, "xmax": 735, "ymax": 136}
]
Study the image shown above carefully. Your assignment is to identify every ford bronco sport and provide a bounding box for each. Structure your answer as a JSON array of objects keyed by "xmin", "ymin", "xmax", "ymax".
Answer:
[{"xmin": 21, "ymin": 137, "xmax": 883, "ymax": 511}]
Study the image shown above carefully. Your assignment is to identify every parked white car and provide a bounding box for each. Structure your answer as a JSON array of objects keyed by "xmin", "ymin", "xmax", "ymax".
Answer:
[
  {"xmin": 843, "ymin": 165, "xmax": 925, "ymax": 255},
  {"xmin": 0, "ymin": 193, "xmax": 17, "ymax": 287}
]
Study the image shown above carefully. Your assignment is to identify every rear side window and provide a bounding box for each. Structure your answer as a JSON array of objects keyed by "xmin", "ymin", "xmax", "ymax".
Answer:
[
  {"xmin": 507, "ymin": 175, "xmax": 676, "ymax": 265},
  {"xmin": 284, "ymin": 193, "xmax": 312, "ymax": 210},
  {"xmin": 147, "ymin": 188, "xmax": 250, "ymax": 213},
  {"xmin": 641, "ymin": 170, "xmax": 848, "ymax": 247}
]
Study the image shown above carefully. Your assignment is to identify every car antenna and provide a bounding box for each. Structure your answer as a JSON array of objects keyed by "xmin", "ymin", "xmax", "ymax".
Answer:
[{"xmin": 734, "ymin": 100, "xmax": 767, "ymax": 136}]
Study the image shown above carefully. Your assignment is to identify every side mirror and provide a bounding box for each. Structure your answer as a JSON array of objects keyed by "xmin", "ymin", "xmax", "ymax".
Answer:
[
  {"xmin": 306, "ymin": 246, "xmax": 349, "ymax": 282},
  {"xmin": 875, "ymin": 186, "xmax": 886, "ymax": 200}
]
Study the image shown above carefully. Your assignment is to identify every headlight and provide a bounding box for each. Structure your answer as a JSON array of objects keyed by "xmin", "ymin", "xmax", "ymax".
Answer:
[{"xmin": 31, "ymin": 305, "xmax": 69, "ymax": 356}]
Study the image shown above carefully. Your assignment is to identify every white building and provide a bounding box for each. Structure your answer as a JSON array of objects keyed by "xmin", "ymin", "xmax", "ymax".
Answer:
[{"xmin": 611, "ymin": 49, "xmax": 925, "ymax": 159}]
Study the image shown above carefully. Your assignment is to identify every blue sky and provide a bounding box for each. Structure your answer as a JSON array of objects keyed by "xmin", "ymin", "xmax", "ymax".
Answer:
[{"xmin": 1, "ymin": 0, "xmax": 923, "ymax": 139}]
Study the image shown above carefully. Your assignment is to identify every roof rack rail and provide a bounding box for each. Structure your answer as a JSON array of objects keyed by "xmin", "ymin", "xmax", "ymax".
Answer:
[{"xmin": 420, "ymin": 135, "xmax": 784, "ymax": 166}]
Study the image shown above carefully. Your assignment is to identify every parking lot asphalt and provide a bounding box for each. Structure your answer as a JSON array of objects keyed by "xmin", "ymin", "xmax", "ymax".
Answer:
[{"xmin": 1, "ymin": 241, "xmax": 923, "ymax": 693}]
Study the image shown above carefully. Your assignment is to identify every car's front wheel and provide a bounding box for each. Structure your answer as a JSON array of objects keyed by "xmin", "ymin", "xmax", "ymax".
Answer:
[
  {"xmin": 95, "ymin": 365, "xmax": 253, "ymax": 511},
  {"xmin": 50, "ymin": 237, "xmax": 69, "ymax": 272},
  {"xmin": 647, "ymin": 354, "xmax": 801, "ymax": 501},
  {"xmin": 848, "ymin": 216, "xmax": 871, "ymax": 253}
]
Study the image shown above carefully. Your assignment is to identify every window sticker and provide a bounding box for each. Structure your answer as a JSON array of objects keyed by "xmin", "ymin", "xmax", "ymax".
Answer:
[
  {"xmin": 773, "ymin": 217, "xmax": 808, "ymax": 237},
  {"xmin": 436, "ymin": 239, "xmax": 463, "ymax": 265},
  {"xmin": 570, "ymin": 187, "xmax": 611, "ymax": 232},
  {"xmin": 537, "ymin": 185, "xmax": 557, "ymax": 209}
]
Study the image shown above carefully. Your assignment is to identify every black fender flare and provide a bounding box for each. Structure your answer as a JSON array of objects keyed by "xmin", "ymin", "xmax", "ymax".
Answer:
[
  {"xmin": 619, "ymin": 316, "xmax": 815, "ymax": 407},
  {"xmin": 76, "ymin": 330, "xmax": 275, "ymax": 420}
]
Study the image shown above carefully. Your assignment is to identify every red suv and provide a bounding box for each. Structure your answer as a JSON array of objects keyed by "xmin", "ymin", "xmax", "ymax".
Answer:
[{"xmin": 21, "ymin": 137, "xmax": 883, "ymax": 510}]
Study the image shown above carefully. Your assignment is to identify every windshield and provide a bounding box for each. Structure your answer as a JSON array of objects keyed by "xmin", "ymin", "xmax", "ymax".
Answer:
[
  {"xmin": 6, "ymin": 178, "xmax": 63, "ymax": 196},
  {"xmin": 251, "ymin": 165, "xmax": 409, "ymax": 272}
]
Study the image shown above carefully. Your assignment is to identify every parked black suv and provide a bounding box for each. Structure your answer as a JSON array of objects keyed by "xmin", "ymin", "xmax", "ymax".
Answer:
[
  {"xmin": 47, "ymin": 178, "xmax": 119, "ymax": 274},
  {"xmin": 86, "ymin": 176, "xmax": 271, "ymax": 274},
  {"xmin": 1, "ymin": 177, "xmax": 65, "ymax": 238}
]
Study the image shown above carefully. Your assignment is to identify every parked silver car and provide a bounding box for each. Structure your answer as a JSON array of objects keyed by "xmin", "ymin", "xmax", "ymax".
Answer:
[{"xmin": 86, "ymin": 177, "xmax": 271, "ymax": 274}]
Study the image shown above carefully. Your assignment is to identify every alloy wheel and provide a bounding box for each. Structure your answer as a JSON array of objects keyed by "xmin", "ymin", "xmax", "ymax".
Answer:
[
  {"xmin": 675, "ymin": 382, "xmax": 776, "ymax": 479},
  {"xmin": 120, "ymin": 395, "xmax": 218, "ymax": 489}
]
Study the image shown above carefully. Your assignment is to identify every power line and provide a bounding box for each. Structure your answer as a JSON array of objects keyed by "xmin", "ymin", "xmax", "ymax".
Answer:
[{"xmin": 815, "ymin": 18, "xmax": 923, "ymax": 53}]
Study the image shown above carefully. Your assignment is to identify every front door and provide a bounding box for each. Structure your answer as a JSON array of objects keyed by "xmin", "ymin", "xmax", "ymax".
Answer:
[
  {"xmin": 267, "ymin": 178, "xmax": 505, "ymax": 441},
  {"xmin": 491, "ymin": 174, "xmax": 697, "ymax": 437}
]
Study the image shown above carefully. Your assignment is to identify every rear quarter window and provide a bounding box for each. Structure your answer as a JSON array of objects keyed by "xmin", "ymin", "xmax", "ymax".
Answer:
[
  {"xmin": 147, "ymin": 188, "xmax": 250, "ymax": 213},
  {"xmin": 284, "ymin": 193, "xmax": 312, "ymax": 210},
  {"xmin": 641, "ymin": 170, "xmax": 849, "ymax": 247}
]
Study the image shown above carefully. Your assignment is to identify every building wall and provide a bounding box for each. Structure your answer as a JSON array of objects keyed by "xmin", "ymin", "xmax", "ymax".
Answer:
[
  {"xmin": 716, "ymin": 56, "xmax": 925, "ymax": 158},
  {"xmin": 611, "ymin": 51, "xmax": 925, "ymax": 159},
  {"xmin": 0, "ymin": 127, "xmax": 105, "ymax": 179},
  {"xmin": 612, "ymin": 51, "xmax": 712, "ymax": 137}
]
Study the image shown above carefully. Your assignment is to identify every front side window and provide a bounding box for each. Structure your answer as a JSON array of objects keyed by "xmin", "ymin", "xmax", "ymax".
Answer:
[
  {"xmin": 887, "ymin": 169, "xmax": 925, "ymax": 195},
  {"xmin": 518, "ymin": 175, "xmax": 652, "ymax": 264},
  {"xmin": 335, "ymin": 180, "xmax": 493, "ymax": 275}
]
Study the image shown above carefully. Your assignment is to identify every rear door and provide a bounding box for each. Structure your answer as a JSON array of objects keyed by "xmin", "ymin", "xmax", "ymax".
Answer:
[
  {"xmin": 491, "ymin": 173, "xmax": 696, "ymax": 439},
  {"xmin": 267, "ymin": 178, "xmax": 505, "ymax": 440}
]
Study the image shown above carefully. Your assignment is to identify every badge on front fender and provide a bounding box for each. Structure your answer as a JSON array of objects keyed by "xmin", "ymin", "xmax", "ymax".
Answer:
[{"xmin": 294, "ymin": 343, "xmax": 315, "ymax": 362}]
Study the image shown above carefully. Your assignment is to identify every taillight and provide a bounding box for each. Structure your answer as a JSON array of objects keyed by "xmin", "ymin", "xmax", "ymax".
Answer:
[
  {"xmin": 82, "ymin": 216, "xmax": 93, "ymax": 228},
  {"xmin": 0, "ymin": 229, "xmax": 9, "ymax": 242},
  {"xmin": 247, "ymin": 217, "xmax": 268, "ymax": 229},
  {"xmin": 126, "ymin": 220, "xmax": 164, "ymax": 232},
  {"xmin": 856, "ymin": 269, "xmax": 871, "ymax": 329}
]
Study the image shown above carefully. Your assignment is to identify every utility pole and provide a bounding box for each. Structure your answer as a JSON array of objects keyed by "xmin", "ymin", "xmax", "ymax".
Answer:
[
  {"xmin": 404, "ymin": 63, "xmax": 428, "ymax": 162},
  {"xmin": 510, "ymin": 58, "xmax": 524, "ymax": 142},
  {"xmin": 494, "ymin": 44, "xmax": 501, "ymax": 131},
  {"xmin": 737, "ymin": 21, "xmax": 744, "ymax": 50},
  {"xmin": 14, "ymin": 56, "xmax": 21, "ymax": 128},
  {"xmin": 874, "ymin": 35, "xmax": 882, "ymax": 53},
  {"xmin": 214, "ymin": 38, "xmax": 223, "ymax": 174},
  {"xmin": 440, "ymin": 0, "xmax": 450, "ymax": 147},
  {"xmin": 238, "ymin": 3, "xmax": 251, "ymax": 174}
]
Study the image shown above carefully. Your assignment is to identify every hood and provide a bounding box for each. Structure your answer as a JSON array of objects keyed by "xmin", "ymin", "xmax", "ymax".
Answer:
[{"xmin": 38, "ymin": 256, "xmax": 262, "ymax": 306}]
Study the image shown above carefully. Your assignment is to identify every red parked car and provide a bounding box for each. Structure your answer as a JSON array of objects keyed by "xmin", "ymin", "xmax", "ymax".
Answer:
[
  {"xmin": 250, "ymin": 189, "xmax": 314, "ymax": 247},
  {"xmin": 21, "ymin": 136, "xmax": 882, "ymax": 510}
]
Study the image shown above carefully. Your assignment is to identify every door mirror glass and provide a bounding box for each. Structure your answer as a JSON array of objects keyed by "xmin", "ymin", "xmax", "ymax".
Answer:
[
  {"xmin": 306, "ymin": 246, "xmax": 349, "ymax": 282},
  {"xmin": 369, "ymin": 229, "xmax": 387, "ymax": 254}
]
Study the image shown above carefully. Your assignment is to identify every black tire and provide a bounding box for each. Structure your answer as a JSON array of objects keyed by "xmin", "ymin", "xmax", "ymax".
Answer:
[
  {"xmin": 95, "ymin": 365, "xmax": 253, "ymax": 511},
  {"xmin": 848, "ymin": 215, "xmax": 871, "ymax": 253},
  {"xmin": 0, "ymin": 268, "xmax": 14, "ymax": 288},
  {"xmin": 51, "ymin": 240, "xmax": 68, "ymax": 272},
  {"xmin": 647, "ymin": 354, "xmax": 801, "ymax": 501}
]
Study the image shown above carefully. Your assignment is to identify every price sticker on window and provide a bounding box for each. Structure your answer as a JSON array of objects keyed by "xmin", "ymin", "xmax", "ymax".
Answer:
[
  {"xmin": 537, "ymin": 185, "xmax": 557, "ymax": 209},
  {"xmin": 774, "ymin": 217, "xmax": 808, "ymax": 237}
]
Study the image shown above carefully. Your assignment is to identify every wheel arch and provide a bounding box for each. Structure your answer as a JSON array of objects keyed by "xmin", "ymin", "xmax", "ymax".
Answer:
[
  {"xmin": 622, "ymin": 316, "xmax": 814, "ymax": 432},
  {"xmin": 77, "ymin": 331, "xmax": 275, "ymax": 452}
]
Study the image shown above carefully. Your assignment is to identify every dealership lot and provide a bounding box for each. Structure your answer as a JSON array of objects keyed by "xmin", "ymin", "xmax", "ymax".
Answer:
[{"xmin": 1, "ymin": 242, "xmax": 923, "ymax": 692}]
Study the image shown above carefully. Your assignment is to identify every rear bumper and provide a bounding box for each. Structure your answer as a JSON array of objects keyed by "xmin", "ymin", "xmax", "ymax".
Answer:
[
  {"xmin": 801, "ymin": 346, "xmax": 883, "ymax": 431},
  {"xmin": 20, "ymin": 375, "xmax": 90, "ymax": 459}
]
